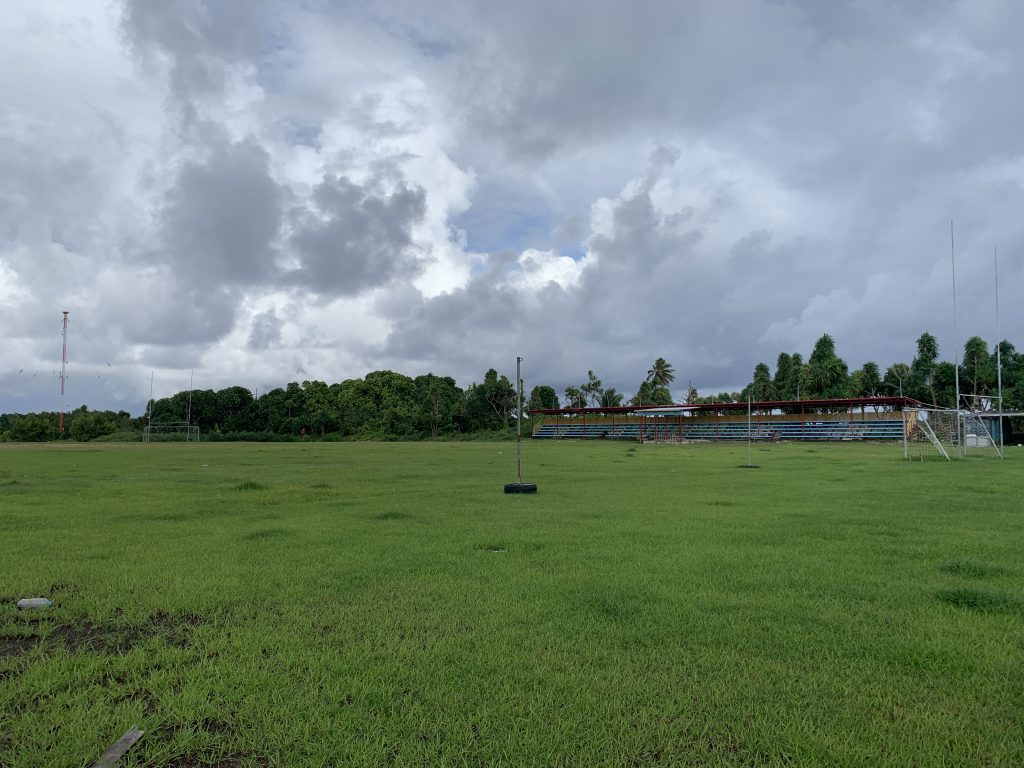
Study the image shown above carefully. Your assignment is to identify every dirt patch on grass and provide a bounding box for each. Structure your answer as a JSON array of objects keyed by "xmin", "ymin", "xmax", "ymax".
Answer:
[
  {"xmin": 0, "ymin": 610, "xmax": 208, "ymax": 659},
  {"xmin": 0, "ymin": 634, "xmax": 39, "ymax": 658}
]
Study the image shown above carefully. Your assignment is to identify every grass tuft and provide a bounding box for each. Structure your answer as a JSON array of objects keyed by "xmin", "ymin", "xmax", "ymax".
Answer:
[
  {"xmin": 935, "ymin": 588, "xmax": 1021, "ymax": 613},
  {"xmin": 373, "ymin": 511, "xmax": 413, "ymax": 521},
  {"xmin": 235, "ymin": 481, "xmax": 268, "ymax": 491},
  {"xmin": 244, "ymin": 528, "xmax": 292, "ymax": 541},
  {"xmin": 939, "ymin": 560, "xmax": 1008, "ymax": 579}
]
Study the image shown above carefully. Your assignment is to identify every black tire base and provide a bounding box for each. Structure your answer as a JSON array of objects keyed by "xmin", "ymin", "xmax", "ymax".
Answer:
[{"xmin": 504, "ymin": 482, "xmax": 538, "ymax": 494}]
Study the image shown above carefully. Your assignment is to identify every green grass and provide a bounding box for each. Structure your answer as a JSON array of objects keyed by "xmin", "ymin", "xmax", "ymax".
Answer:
[{"xmin": 0, "ymin": 441, "xmax": 1022, "ymax": 766}]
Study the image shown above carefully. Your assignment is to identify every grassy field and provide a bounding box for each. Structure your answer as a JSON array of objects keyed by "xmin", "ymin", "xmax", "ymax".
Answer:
[{"xmin": 1, "ymin": 440, "xmax": 1022, "ymax": 767}]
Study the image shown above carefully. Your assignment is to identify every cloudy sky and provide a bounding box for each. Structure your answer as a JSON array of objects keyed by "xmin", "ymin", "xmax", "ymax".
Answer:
[{"xmin": 2, "ymin": 0, "xmax": 1022, "ymax": 414}]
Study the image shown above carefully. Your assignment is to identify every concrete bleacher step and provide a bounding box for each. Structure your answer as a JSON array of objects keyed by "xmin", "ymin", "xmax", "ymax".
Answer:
[{"xmin": 533, "ymin": 419, "xmax": 906, "ymax": 441}]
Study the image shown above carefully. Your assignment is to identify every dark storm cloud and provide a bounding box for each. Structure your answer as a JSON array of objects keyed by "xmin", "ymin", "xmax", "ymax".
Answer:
[
  {"xmin": 287, "ymin": 173, "xmax": 427, "ymax": 296},
  {"xmin": 0, "ymin": 145, "xmax": 97, "ymax": 251},
  {"xmin": 115, "ymin": 284, "xmax": 241, "ymax": 347},
  {"xmin": 435, "ymin": 0, "xmax": 821, "ymax": 162},
  {"xmin": 155, "ymin": 138, "xmax": 284, "ymax": 287},
  {"xmin": 381, "ymin": 273, "xmax": 536, "ymax": 370},
  {"xmin": 121, "ymin": 0, "xmax": 277, "ymax": 101},
  {"xmin": 248, "ymin": 308, "xmax": 283, "ymax": 350}
]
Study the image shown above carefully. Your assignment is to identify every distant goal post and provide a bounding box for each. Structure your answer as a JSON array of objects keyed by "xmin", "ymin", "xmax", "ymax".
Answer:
[{"xmin": 143, "ymin": 421, "xmax": 200, "ymax": 443}]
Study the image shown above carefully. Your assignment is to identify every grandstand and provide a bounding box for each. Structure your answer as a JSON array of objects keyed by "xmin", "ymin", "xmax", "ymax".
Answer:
[{"xmin": 529, "ymin": 396, "xmax": 913, "ymax": 442}]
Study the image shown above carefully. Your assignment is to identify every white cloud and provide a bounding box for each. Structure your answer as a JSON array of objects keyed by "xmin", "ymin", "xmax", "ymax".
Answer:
[{"xmin": 2, "ymin": 0, "xmax": 1024, "ymax": 414}]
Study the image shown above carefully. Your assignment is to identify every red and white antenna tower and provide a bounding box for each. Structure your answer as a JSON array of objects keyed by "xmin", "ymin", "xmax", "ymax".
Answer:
[{"xmin": 59, "ymin": 311, "xmax": 69, "ymax": 434}]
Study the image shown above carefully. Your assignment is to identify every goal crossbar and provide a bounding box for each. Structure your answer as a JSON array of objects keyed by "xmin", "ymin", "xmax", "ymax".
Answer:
[{"xmin": 143, "ymin": 421, "xmax": 200, "ymax": 443}]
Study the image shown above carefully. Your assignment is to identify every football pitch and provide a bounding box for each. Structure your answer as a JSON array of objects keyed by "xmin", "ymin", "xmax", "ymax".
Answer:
[{"xmin": 1, "ymin": 441, "xmax": 1022, "ymax": 766}]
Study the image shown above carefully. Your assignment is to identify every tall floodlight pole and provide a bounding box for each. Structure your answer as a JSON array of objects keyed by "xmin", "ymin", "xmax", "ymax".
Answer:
[
  {"xmin": 994, "ymin": 246, "xmax": 1004, "ymax": 458},
  {"xmin": 950, "ymin": 221, "xmax": 962, "ymax": 456},
  {"xmin": 59, "ymin": 311, "xmax": 69, "ymax": 434}
]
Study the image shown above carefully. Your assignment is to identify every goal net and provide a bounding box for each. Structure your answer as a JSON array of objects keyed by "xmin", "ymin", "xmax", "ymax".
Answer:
[
  {"xmin": 961, "ymin": 411, "xmax": 1003, "ymax": 458},
  {"xmin": 905, "ymin": 408, "xmax": 958, "ymax": 461},
  {"xmin": 905, "ymin": 408, "xmax": 1002, "ymax": 460},
  {"xmin": 143, "ymin": 421, "xmax": 200, "ymax": 443},
  {"xmin": 959, "ymin": 395, "xmax": 1004, "ymax": 459}
]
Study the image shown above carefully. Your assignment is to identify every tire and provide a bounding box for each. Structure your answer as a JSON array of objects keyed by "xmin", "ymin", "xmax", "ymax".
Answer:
[{"xmin": 504, "ymin": 482, "xmax": 538, "ymax": 494}]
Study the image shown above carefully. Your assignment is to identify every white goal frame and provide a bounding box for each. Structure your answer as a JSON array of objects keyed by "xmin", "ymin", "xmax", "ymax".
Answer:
[
  {"xmin": 904, "ymin": 407, "xmax": 1002, "ymax": 461},
  {"xmin": 143, "ymin": 421, "xmax": 200, "ymax": 443}
]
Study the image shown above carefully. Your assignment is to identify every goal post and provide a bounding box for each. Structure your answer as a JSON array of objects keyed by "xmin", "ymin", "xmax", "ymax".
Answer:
[
  {"xmin": 905, "ymin": 408, "xmax": 958, "ymax": 461},
  {"xmin": 143, "ymin": 421, "xmax": 200, "ymax": 443},
  {"xmin": 904, "ymin": 406, "xmax": 1002, "ymax": 461},
  {"xmin": 958, "ymin": 394, "xmax": 1004, "ymax": 459}
]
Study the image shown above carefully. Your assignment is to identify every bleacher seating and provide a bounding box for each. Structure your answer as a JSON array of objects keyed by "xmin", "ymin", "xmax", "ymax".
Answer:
[{"xmin": 532, "ymin": 419, "xmax": 906, "ymax": 442}]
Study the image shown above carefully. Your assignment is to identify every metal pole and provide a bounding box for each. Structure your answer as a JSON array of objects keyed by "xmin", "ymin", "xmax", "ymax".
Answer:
[
  {"xmin": 59, "ymin": 311, "xmax": 69, "ymax": 434},
  {"xmin": 749, "ymin": 397, "xmax": 757, "ymax": 468},
  {"xmin": 186, "ymin": 369, "xmax": 194, "ymax": 442},
  {"xmin": 516, "ymin": 356, "xmax": 523, "ymax": 484},
  {"xmin": 146, "ymin": 371, "xmax": 154, "ymax": 444},
  {"xmin": 951, "ymin": 221, "xmax": 962, "ymax": 456},
  {"xmin": 902, "ymin": 410, "xmax": 910, "ymax": 461},
  {"xmin": 994, "ymin": 246, "xmax": 1004, "ymax": 458}
]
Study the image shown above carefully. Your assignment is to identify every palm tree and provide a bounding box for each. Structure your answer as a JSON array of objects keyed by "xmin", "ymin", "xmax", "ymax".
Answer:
[
  {"xmin": 600, "ymin": 388, "xmax": 624, "ymax": 407},
  {"xmin": 646, "ymin": 358, "xmax": 675, "ymax": 387}
]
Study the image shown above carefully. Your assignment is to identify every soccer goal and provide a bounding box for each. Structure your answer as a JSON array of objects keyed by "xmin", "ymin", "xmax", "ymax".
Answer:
[
  {"xmin": 905, "ymin": 408, "xmax": 959, "ymax": 461},
  {"xmin": 143, "ymin": 421, "xmax": 200, "ymax": 443},
  {"xmin": 905, "ymin": 407, "xmax": 1002, "ymax": 461}
]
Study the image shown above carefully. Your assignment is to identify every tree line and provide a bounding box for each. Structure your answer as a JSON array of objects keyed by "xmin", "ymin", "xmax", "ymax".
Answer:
[
  {"xmin": 2, "ymin": 331, "xmax": 1021, "ymax": 442},
  {"xmin": 736, "ymin": 332, "xmax": 1023, "ymax": 410},
  {"xmin": 557, "ymin": 332, "xmax": 1023, "ymax": 413},
  {"xmin": 0, "ymin": 369, "xmax": 524, "ymax": 442}
]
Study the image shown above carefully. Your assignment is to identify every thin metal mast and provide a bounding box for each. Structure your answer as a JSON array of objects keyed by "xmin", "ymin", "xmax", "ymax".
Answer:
[
  {"xmin": 994, "ymin": 246, "xmax": 1004, "ymax": 458},
  {"xmin": 515, "ymin": 356, "xmax": 523, "ymax": 484},
  {"xmin": 950, "ymin": 221, "xmax": 962, "ymax": 456},
  {"xmin": 59, "ymin": 311, "xmax": 69, "ymax": 434},
  {"xmin": 747, "ymin": 394, "xmax": 753, "ymax": 467},
  {"xmin": 186, "ymin": 369, "xmax": 194, "ymax": 442}
]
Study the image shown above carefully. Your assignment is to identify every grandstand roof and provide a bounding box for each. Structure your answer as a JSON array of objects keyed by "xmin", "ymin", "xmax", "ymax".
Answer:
[{"xmin": 528, "ymin": 395, "xmax": 918, "ymax": 417}]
